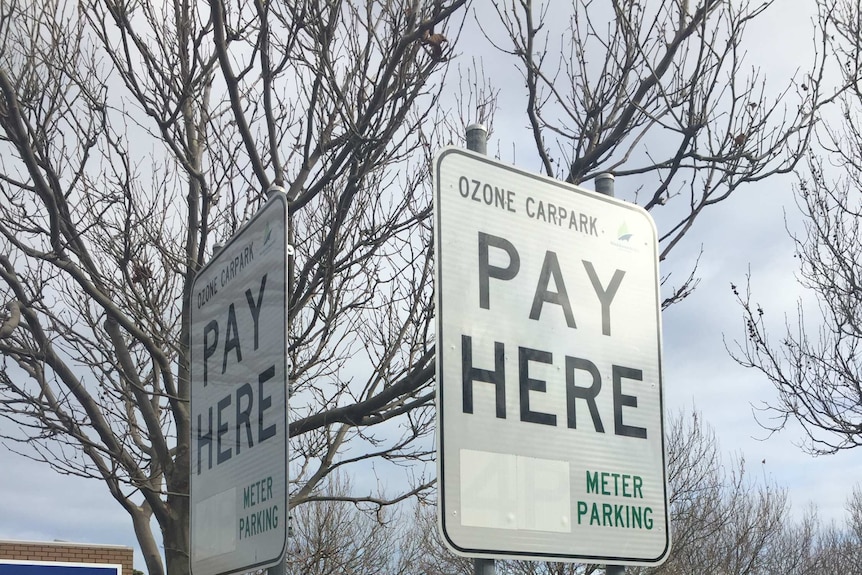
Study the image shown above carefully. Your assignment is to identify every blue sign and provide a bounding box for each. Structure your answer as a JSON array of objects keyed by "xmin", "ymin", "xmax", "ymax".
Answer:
[{"xmin": 0, "ymin": 562, "xmax": 119, "ymax": 575}]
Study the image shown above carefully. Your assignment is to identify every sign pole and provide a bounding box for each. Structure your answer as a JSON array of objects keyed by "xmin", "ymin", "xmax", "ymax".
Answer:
[
  {"xmin": 465, "ymin": 123, "xmax": 495, "ymax": 575},
  {"xmin": 474, "ymin": 558, "xmax": 496, "ymax": 575},
  {"xmin": 594, "ymin": 173, "xmax": 624, "ymax": 575}
]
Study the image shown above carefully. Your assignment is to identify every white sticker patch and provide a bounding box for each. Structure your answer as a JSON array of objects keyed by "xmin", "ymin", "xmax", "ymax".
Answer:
[
  {"xmin": 459, "ymin": 449, "xmax": 571, "ymax": 533},
  {"xmin": 193, "ymin": 487, "xmax": 237, "ymax": 560}
]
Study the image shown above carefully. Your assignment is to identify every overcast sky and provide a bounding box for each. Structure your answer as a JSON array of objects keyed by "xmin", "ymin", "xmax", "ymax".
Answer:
[
  {"xmin": 1, "ymin": 0, "xmax": 861, "ymax": 572},
  {"xmin": 472, "ymin": 0, "xmax": 862, "ymax": 525}
]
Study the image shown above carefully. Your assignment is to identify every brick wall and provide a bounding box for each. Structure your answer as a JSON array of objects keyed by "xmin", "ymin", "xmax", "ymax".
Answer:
[{"xmin": 0, "ymin": 540, "xmax": 134, "ymax": 575}]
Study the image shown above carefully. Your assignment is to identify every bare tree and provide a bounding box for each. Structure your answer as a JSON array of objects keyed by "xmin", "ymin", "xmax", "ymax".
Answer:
[
  {"xmin": 626, "ymin": 409, "xmax": 792, "ymax": 575},
  {"xmin": 732, "ymin": 161, "xmax": 862, "ymax": 454},
  {"xmin": 653, "ymin": 414, "xmax": 861, "ymax": 575},
  {"xmin": 481, "ymin": 0, "xmax": 837, "ymax": 308},
  {"xmin": 0, "ymin": 1, "xmax": 465, "ymax": 573},
  {"xmin": 0, "ymin": 1, "xmax": 837, "ymax": 574},
  {"xmin": 731, "ymin": 0, "xmax": 862, "ymax": 455},
  {"xmin": 655, "ymin": 408, "xmax": 735, "ymax": 571},
  {"xmin": 399, "ymin": 502, "xmax": 475, "ymax": 575},
  {"xmin": 849, "ymin": 485, "xmax": 862, "ymax": 544},
  {"xmin": 286, "ymin": 473, "xmax": 420, "ymax": 575}
]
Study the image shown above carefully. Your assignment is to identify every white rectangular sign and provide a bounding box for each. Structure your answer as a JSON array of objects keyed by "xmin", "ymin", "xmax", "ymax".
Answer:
[
  {"xmin": 190, "ymin": 193, "xmax": 289, "ymax": 575},
  {"xmin": 434, "ymin": 148, "xmax": 669, "ymax": 565}
]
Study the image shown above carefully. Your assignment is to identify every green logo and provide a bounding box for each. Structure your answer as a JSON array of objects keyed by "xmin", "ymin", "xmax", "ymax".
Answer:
[{"xmin": 617, "ymin": 222, "xmax": 632, "ymax": 242}]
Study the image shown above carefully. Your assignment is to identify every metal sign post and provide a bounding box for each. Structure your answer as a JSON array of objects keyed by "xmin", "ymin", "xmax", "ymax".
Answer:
[
  {"xmin": 466, "ymin": 125, "xmax": 494, "ymax": 575},
  {"xmin": 595, "ymin": 175, "xmax": 624, "ymax": 575}
]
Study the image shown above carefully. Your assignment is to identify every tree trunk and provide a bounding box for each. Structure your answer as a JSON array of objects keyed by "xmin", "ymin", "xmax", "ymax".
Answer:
[
  {"xmin": 128, "ymin": 502, "xmax": 164, "ymax": 575},
  {"xmin": 164, "ymin": 494, "xmax": 191, "ymax": 575}
]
